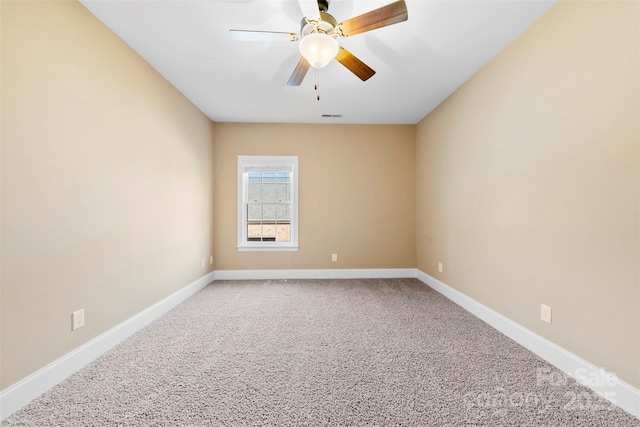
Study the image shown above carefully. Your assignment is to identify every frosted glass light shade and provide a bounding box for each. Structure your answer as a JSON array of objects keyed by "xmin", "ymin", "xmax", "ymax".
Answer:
[{"xmin": 298, "ymin": 33, "xmax": 339, "ymax": 69}]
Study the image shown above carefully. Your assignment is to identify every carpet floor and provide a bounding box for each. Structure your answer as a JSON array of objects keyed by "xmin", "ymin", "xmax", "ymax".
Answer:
[{"xmin": 2, "ymin": 278, "xmax": 638, "ymax": 426}]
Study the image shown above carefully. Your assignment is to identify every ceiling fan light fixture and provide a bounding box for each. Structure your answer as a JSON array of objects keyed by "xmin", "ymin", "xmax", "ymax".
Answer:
[{"xmin": 298, "ymin": 32, "xmax": 339, "ymax": 69}]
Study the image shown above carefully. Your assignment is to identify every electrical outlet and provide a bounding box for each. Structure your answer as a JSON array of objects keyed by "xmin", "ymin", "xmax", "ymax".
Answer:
[
  {"xmin": 209, "ymin": 256, "xmax": 213, "ymax": 265},
  {"xmin": 438, "ymin": 262, "xmax": 443, "ymax": 273},
  {"xmin": 540, "ymin": 304, "xmax": 552, "ymax": 324},
  {"xmin": 72, "ymin": 309, "xmax": 85, "ymax": 331},
  {"xmin": 331, "ymin": 253, "xmax": 338, "ymax": 262}
]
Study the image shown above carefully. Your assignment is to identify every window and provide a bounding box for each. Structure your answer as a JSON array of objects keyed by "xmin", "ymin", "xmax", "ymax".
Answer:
[{"xmin": 237, "ymin": 156, "xmax": 298, "ymax": 251}]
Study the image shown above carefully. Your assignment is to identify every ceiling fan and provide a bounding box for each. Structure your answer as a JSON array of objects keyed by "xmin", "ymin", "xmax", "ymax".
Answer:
[{"xmin": 229, "ymin": 0, "xmax": 408, "ymax": 87}]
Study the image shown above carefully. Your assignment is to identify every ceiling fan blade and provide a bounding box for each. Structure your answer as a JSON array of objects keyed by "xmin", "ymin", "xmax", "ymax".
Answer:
[
  {"xmin": 337, "ymin": 0, "xmax": 408, "ymax": 37},
  {"xmin": 335, "ymin": 46, "xmax": 376, "ymax": 81},
  {"xmin": 287, "ymin": 57, "xmax": 311, "ymax": 86},
  {"xmin": 298, "ymin": 0, "xmax": 321, "ymax": 22},
  {"xmin": 229, "ymin": 29, "xmax": 298, "ymax": 42}
]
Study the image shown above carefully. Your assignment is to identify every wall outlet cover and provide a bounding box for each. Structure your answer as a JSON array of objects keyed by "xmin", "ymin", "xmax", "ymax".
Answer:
[
  {"xmin": 540, "ymin": 304, "xmax": 552, "ymax": 324},
  {"xmin": 72, "ymin": 309, "xmax": 85, "ymax": 331}
]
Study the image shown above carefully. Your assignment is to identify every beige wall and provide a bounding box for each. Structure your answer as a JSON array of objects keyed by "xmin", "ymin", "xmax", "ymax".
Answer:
[
  {"xmin": 1, "ymin": 1, "xmax": 215, "ymax": 389},
  {"xmin": 212, "ymin": 123, "xmax": 416, "ymax": 270},
  {"xmin": 416, "ymin": 0, "xmax": 639, "ymax": 388}
]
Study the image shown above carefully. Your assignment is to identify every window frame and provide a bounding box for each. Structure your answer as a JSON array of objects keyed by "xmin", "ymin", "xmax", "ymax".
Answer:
[{"xmin": 237, "ymin": 155, "xmax": 299, "ymax": 252}]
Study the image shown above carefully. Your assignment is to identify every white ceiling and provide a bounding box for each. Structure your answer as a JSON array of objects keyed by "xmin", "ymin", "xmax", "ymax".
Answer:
[{"xmin": 80, "ymin": 0, "xmax": 556, "ymax": 125}]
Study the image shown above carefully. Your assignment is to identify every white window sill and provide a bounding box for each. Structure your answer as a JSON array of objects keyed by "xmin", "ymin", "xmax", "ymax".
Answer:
[{"xmin": 237, "ymin": 245, "xmax": 299, "ymax": 252}]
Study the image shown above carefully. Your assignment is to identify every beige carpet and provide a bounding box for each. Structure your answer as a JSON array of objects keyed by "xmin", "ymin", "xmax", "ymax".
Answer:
[{"xmin": 3, "ymin": 278, "xmax": 638, "ymax": 426}]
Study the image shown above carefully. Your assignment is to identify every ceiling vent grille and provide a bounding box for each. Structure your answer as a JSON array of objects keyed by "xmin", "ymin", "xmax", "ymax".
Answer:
[{"xmin": 322, "ymin": 114, "xmax": 342, "ymax": 118}]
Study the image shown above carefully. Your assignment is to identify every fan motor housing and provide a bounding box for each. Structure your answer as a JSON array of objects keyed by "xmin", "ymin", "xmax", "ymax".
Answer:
[{"xmin": 300, "ymin": 11, "xmax": 337, "ymax": 38}]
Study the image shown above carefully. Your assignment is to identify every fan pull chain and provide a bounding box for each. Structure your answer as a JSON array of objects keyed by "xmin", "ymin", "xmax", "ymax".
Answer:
[{"xmin": 315, "ymin": 68, "xmax": 320, "ymax": 101}]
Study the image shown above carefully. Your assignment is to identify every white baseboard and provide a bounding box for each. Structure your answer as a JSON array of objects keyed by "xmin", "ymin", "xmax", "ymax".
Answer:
[
  {"xmin": 0, "ymin": 270, "xmax": 216, "ymax": 421},
  {"xmin": 416, "ymin": 270, "xmax": 640, "ymax": 419},
  {"xmin": 3, "ymin": 268, "xmax": 637, "ymax": 421},
  {"xmin": 214, "ymin": 268, "xmax": 417, "ymax": 281}
]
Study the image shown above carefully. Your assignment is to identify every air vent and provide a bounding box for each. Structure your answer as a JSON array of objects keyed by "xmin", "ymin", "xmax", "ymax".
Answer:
[{"xmin": 322, "ymin": 114, "xmax": 342, "ymax": 118}]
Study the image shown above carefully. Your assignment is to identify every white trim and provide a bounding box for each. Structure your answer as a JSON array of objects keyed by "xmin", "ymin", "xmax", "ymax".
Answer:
[
  {"xmin": 3, "ymin": 268, "xmax": 637, "ymax": 421},
  {"xmin": 416, "ymin": 269, "xmax": 640, "ymax": 419},
  {"xmin": 236, "ymin": 245, "xmax": 299, "ymax": 252},
  {"xmin": 214, "ymin": 268, "xmax": 417, "ymax": 281},
  {"xmin": 0, "ymin": 271, "xmax": 216, "ymax": 421}
]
